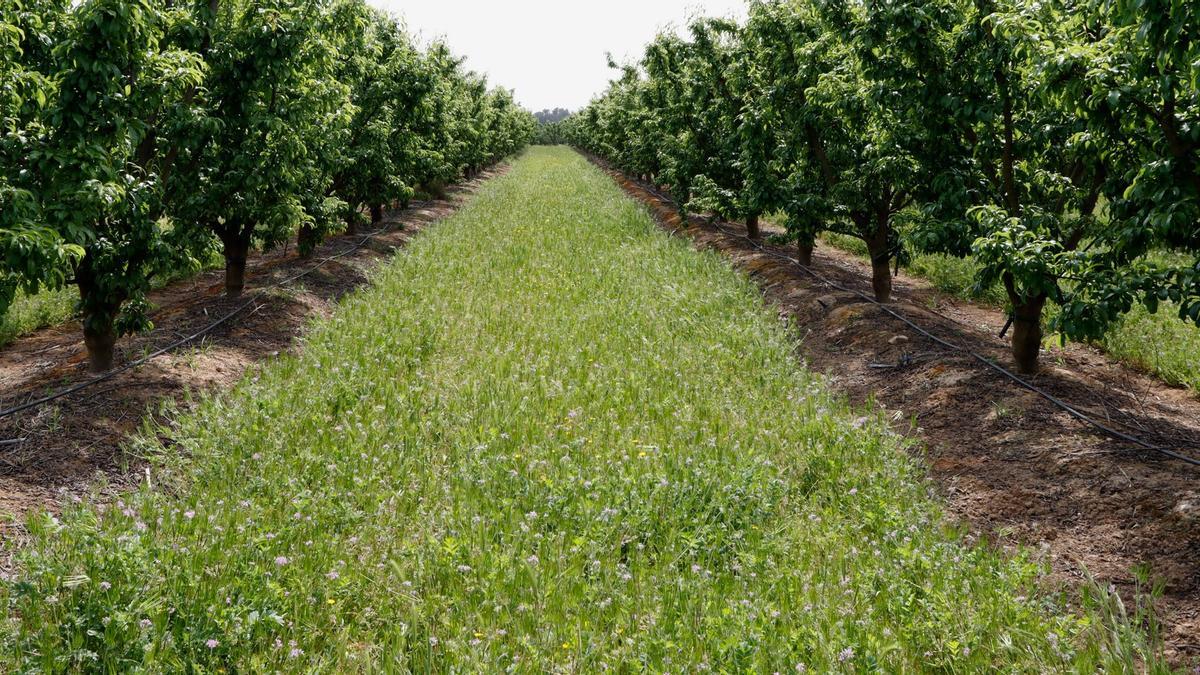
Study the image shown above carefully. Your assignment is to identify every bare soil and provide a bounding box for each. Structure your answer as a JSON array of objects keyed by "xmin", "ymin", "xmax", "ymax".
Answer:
[
  {"xmin": 593, "ymin": 158, "xmax": 1200, "ymax": 666},
  {"xmin": 0, "ymin": 169, "xmax": 500, "ymax": 527}
]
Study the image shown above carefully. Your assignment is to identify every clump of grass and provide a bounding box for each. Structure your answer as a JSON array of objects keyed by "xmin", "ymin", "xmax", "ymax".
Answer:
[
  {"xmin": 0, "ymin": 147, "xmax": 1168, "ymax": 671},
  {"xmin": 1102, "ymin": 301, "xmax": 1200, "ymax": 390},
  {"xmin": 906, "ymin": 252, "xmax": 1009, "ymax": 306},
  {"xmin": 0, "ymin": 287, "xmax": 77, "ymax": 348}
]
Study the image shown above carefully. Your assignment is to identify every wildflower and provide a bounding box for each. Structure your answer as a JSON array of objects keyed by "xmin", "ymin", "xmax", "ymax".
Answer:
[
  {"xmin": 139, "ymin": 619, "xmax": 152, "ymax": 630},
  {"xmin": 98, "ymin": 581, "xmax": 111, "ymax": 591},
  {"xmin": 326, "ymin": 570, "xmax": 340, "ymax": 580},
  {"xmin": 429, "ymin": 636, "xmax": 439, "ymax": 647},
  {"xmin": 526, "ymin": 554, "xmax": 540, "ymax": 566},
  {"xmin": 838, "ymin": 647, "xmax": 854, "ymax": 662},
  {"xmin": 184, "ymin": 510, "xmax": 196, "ymax": 520},
  {"xmin": 206, "ymin": 639, "xmax": 219, "ymax": 649},
  {"xmin": 275, "ymin": 556, "xmax": 289, "ymax": 566},
  {"xmin": 290, "ymin": 647, "xmax": 304, "ymax": 658}
]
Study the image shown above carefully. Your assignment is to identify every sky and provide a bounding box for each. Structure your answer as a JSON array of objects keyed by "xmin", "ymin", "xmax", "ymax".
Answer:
[{"xmin": 371, "ymin": 0, "xmax": 748, "ymax": 113}]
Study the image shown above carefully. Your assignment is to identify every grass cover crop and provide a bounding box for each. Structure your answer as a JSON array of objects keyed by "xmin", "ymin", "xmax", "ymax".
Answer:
[
  {"xmin": 1, "ymin": 147, "xmax": 1163, "ymax": 671},
  {"xmin": 0, "ymin": 287, "xmax": 75, "ymax": 350}
]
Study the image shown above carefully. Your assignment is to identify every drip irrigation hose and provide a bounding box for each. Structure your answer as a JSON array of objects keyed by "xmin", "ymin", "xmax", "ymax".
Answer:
[
  {"xmin": 0, "ymin": 208, "xmax": 426, "ymax": 422},
  {"xmin": 627, "ymin": 173, "xmax": 1200, "ymax": 469}
]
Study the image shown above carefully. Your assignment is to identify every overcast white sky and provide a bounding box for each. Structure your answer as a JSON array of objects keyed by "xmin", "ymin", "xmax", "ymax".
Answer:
[{"xmin": 371, "ymin": 0, "xmax": 748, "ymax": 113}]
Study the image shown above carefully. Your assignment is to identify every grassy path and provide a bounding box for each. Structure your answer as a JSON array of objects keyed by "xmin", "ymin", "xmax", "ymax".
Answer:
[{"xmin": 3, "ymin": 147, "xmax": 1159, "ymax": 671}]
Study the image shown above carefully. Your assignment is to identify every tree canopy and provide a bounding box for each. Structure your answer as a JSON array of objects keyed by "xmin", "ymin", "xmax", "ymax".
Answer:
[
  {"xmin": 0, "ymin": 0, "xmax": 534, "ymax": 371},
  {"xmin": 565, "ymin": 0, "xmax": 1200, "ymax": 374}
]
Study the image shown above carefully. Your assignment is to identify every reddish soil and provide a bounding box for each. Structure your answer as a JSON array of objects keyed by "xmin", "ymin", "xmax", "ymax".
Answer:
[
  {"xmin": 0, "ymin": 169, "xmax": 500, "ymax": 530},
  {"xmin": 592, "ymin": 157, "xmax": 1200, "ymax": 666}
]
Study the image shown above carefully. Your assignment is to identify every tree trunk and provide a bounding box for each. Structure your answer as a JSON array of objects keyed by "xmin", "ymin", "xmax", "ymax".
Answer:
[
  {"xmin": 75, "ymin": 260, "xmax": 125, "ymax": 373},
  {"xmin": 797, "ymin": 237, "xmax": 814, "ymax": 267},
  {"xmin": 75, "ymin": 274, "xmax": 118, "ymax": 373},
  {"xmin": 370, "ymin": 203, "xmax": 383, "ymax": 225},
  {"xmin": 345, "ymin": 211, "xmax": 357, "ymax": 236},
  {"xmin": 82, "ymin": 314, "xmax": 117, "ymax": 373},
  {"xmin": 223, "ymin": 236, "xmax": 250, "ymax": 297},
  {"xmin": 864, "ymin": 223, "xmax": 892, "ymax": 302},
  {"xmin": 1010, "ymin": 294, "xmax": 1047, "ymax": 374},
  {"xmin": 746, "ymin": 213, "xmax": 761, "ymax": 240},
  {"xmin": 298, "ymin": 223, "xmax": 319, "ymax": 258}
]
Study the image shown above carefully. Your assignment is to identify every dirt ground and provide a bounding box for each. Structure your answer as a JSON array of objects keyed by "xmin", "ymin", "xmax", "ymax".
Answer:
[
  {"xmin": 591, "ymin": 158, "xmax": 1200, "ymax": 666},
  {"xmin": 0, "ymin": 169, "xmax": 500, "ymax": 530}
]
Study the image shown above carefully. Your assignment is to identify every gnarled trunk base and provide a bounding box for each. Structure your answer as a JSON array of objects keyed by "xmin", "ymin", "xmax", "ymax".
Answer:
[
  {"xmin": 869, "ymin": 256, "xmax": 892, "ymax": 303},
  {"xmin": 76, "ymin": 264, "xmax": 121, "ymax": 373},
  {"xmin": 797, "ymin": 238, "xmax": 814, "ymax": 267},
  {"xmin": 1011, "ymin": 297, "xmax": 1047, "ymax": 374},
  {"xmin": 223, "ymin": 238, "xmax": 250, "ymax": 297},
  {"xmin": 298, "ymin": 224, "xmax": 320, "ymax": 259},
  {"xmin": 746, "ymin": 213, "xmax": 761, "ymax": 240},
  {"xmin": 82, "ymin": 314, "xmax": 117, "ymax": 374}
]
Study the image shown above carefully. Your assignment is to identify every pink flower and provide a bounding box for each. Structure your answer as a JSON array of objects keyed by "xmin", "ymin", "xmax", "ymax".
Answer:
[
  {"xmin": 206, "ymin": 639, "xmax": 219, "ymax": 649},
  {"xmin": 275, "ymin": 556, "xmax": 289, "ymax": 566},
  {"xmin": 184, "ymin": 510, "xmax": 196, "ymax": 520}
]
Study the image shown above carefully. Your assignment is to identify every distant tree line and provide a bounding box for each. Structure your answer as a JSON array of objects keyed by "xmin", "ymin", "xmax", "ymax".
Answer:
[{"xmin": 534, "ymin": 108, "xmax": 571, "ymax": 124}]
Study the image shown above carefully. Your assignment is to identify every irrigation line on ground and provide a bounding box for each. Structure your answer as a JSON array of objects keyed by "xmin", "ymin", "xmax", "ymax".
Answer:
[
  {"xmin": 629, "ymin": 175, "xmax": 1200, "ymax": 469},
  {"xmin": 0, "ymin": 210, "xmax": 424, "ymax": 422}
]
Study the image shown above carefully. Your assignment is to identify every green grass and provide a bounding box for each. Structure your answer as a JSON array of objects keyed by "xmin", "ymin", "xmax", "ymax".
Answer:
[
  {"xmin": 0, "ymin": 287, "xmax": 77, "ymax": 349},
  {"xmin": 815, "ymin": 233, "xmax": 1200, "ymax": 391},
  {"xmin": 2, "ymin": 147, "xmax": 1166, "ymax": 671}
]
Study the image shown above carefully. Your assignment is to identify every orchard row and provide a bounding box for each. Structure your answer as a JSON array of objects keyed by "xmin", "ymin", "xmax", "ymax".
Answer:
[
  {"xmin": 1, "ymin": 0, "xmax": 535, "ymax": 371},
  {"xmin": 561, "ymin": 0, "xmax": 1199, "ymax": 373}
]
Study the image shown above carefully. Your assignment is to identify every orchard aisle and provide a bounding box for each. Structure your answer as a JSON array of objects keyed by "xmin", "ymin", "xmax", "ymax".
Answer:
[{"xmin": 2, "ymin": 148, "xmax": 1162, "ymax": 671}]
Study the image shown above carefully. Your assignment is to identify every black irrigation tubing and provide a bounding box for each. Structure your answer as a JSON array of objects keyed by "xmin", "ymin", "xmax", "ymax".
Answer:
[
  {"xmin": 0, "ymin": 217, "xmax": 412, "ymax": 422},
  {"xmin": 629, "ymin": 175, "xmax": 1200, "ymax": 470}
]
